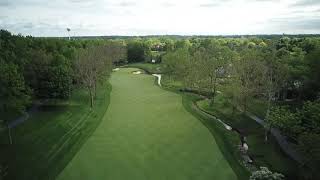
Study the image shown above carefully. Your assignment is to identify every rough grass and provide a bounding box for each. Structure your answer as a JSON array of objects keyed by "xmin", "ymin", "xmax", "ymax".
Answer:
[
  {"xmin": 197, "ymin": 94, "xmax": 300, "ymax": 179},
  {"xmin": 2, "ymin": 82, "xmax": 111, "ymax": 180},
  {"xmin": 57, "ymin": 68, "xmax": 237, "ymax": 180},
  {"xmin": 247, "ymin": 98, "xmax": 268, "ymax": 119}
]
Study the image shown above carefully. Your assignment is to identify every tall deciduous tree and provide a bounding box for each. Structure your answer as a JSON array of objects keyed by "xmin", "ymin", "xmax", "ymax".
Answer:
[
  {"xmin": 75, "ymin": 44, "xmax": 125, "ymax": 107},
  {"xmin": 230, "ymin": 48, "xmax": 267, "ymax": 112},
  {"xmin": 261, "ymin": 47, "xmax": 289, "ymax": 141},
  {"xmin": 195, "ymin": 44, "xmax": 235, "ymax": 106}
]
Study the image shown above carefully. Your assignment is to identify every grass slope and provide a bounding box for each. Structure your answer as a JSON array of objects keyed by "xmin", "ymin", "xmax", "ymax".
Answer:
[
  {"xmin": 181, "ymin": 93, "xmax": 250, "ymax": 180},
  {"xmin": 2, "ymin": 82, "xmax": 111, "ymax": 180},
  {"xmin": 57, "ymin": 68, "xmax": 237, "ymax": 180}
]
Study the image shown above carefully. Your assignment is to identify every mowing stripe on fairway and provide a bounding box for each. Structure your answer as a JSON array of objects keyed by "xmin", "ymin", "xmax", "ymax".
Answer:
[{"xmin": 57, "ymin": 68, "xmax": 237, "ymax": 180}]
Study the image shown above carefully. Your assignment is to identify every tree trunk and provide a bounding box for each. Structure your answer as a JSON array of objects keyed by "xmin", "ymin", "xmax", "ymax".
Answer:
[
  {"xmin": 231, "ymin": 95, "xmax": 236, "ymax": 116},
  {"xmin": 5, "ymin": 121, "xmax": 12, "ymax": 145},
  {"xmin": 264, "ymin": 129, "xmax": 268, "ymax": 142},
  {"xmin": 7, "ymin": 124, "xmax": 12, "ymax": 145},
  {"xmin": 264, "ymin": 91, "xmax": 273, "ymax": 142},
  {"xmin": 2, "ymin": 105, "xmax": 12, "ymax": 144},
  {"xmin": 265, "ymin": 124, "xmax": 272, "ymax": 142},
  {"xmin": 89, "ymin": 88, "xmax": 94, "ymax": 108},
  {"xmin": 232, "ymin": 104, "xmax": 236, "ymax": 117},
  {"xmin": 94, "ymin": 82, "xmax": 97, "ymax": 98},
  {"xmin": 210, "ymin": 76, "xmax": 218, "ymax": 106},
  {"xmin": 209, "ymin": 75, "xmax": 217, "ymax": 107},
  {"xmin": 243, "ymin": 96, "xmax": 247, "ymax": 113}
]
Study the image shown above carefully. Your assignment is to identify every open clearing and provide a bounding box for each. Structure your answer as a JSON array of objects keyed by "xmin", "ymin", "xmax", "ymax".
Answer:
[{"xmin": 57, "ymin": 68, "xmax": 236, "ymax": 180}]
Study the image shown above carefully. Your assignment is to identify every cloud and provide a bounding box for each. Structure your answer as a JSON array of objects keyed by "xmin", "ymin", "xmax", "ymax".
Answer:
[
  {"xmin": 118, "ymin": 1, "xmax": 136, "ymax": 7},
  {"xmin": 1, "ymin": 0, "xmax": 320, "ymax": 36},
  {"xmin": 161, "ymin": 2, "xmax": 175, "ymax": 7},
  {"xmin": 266, "ymin": 15, "xmax": 320, "ymax": 33},
  {"xmin": 291, "ymin": 0, "xmax": 320, "ymax": 7},
  {"xmin": 0, "ymin": 1, "xmax": 10, "ymax": 6},
  {"xmin": 252, "ymin": 0, "xmax": 279, "ymax": 2},
  {"xmin": 199, "ymin": 3, "xmax": 220, "ymax": 8},
  {"xmin": 68, "ymin": 0, "xmax": 88, "ymax": 3},
  {"xmin": 199, "ymin": 0, "xmax": 234, "ymax": 8}
]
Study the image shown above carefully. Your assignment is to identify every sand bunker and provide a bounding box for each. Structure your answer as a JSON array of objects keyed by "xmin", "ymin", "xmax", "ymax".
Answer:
[
  {"xmin": 152, "ymin": 74, "xmax": 161, "ymax": 86},
  {"xmin": 133, "ymin": 71, "xmax": 142, "ymax": 75}
]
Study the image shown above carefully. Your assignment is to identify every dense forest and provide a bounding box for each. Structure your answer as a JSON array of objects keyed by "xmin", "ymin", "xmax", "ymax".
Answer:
[
  {"xmin": 0, "ymin": 29, "xmax": 126, "ymax": 120},
  {"xmin": 1, "ymin": 30, "xmax": 320, "ymax": 179}
]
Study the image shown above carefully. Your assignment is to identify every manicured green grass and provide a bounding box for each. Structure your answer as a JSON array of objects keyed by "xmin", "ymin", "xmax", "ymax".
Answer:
[
  {"xmin": 197, "ymin": 94, "xmax": 300, "ymax": 179},
  {"xmin": 2, "ymin": 82, "xmax": 111, "ymax": 180},
  {"xmin": 57, "ymin": 68, "xmax": 237, "ymax": 180}
]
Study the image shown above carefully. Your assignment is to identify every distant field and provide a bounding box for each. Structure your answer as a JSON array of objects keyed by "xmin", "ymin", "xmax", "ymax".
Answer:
[{"xmin": 57, "ymin": 68, "xmax": 237, "ymax": 180}]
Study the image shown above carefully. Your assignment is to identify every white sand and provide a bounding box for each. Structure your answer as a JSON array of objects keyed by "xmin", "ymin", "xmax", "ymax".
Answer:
[
  {"xmin": 152, "ymin": 74, "xmax": 161, "ymax": 86},
  {"xmin": 224, "ymin": 124, "xmax": 232, "ymax": 130},
  {"xmin": 243, "ymin": 143, "xmax": 249, "ymax": 151},
  {"xmin": 133, "ymin": 71, "xmax": 142, "ymax": 75}
]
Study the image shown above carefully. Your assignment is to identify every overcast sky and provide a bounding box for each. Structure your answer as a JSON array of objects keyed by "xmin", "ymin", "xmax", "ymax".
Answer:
[{"xmin": 0, "ymin": 0, "xmax": 319, "ymax": 36}]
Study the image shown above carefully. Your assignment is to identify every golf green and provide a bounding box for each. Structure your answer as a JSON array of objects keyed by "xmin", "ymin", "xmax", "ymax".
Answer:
[{"xmin": 57, "ymin": 68, "xmax": 236, "ymax": 180}]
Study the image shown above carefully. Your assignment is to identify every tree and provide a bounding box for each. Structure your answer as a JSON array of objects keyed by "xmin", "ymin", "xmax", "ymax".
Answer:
[
  {"xmin": 75, "ymin": 44, "xmax": 124, "ymax": 107},
  {"xmin": 265, "ymin": 105, "xmax": 301, "ymax": 141},
  {"xmin": 127, "ymin": 40, "xmax": 148, "ymax": 63},
  {"xmin": 281, "ymin": 47, "xmax": 307, "ymax": 101},
  {"xmin": 47, "ymin": 54, "xmax": 72, "ymax": 99},
  {"xmin": 250, "ymin": 167, "xmax": 284, "ymax": 180},
  {"xmin": 175, "ymin": 39, "xmax": 192, "ymax": 49},
  {"xmin": 230, "ymin": 48, "xmax": 267, "ymax": 112},
  {"xmin": 162, "ymin": 38, "xmax": 175, "ymax": 51},
  {"xmin": 162, "ymin": 48, "xmax": 191, "ymax": 85},
  {"xmin": 75, "ymin": 47, "xmax": 103, "ymax": 107},
  {"xmin": 262, "ymin": 48, "xmax": 288, "ymax": 109},
  {"xmin": 192, "ymin": 44, "xmax": 234, "ymax": 106},
  {"xmin": 0, "ymin": 60, "xmax": 30, "ymax": 144},
  {"xmin": 303, "ymin": 47, "xmax": 320, "ymax": 100},
  {"xmin": 0, "ymin": 60, "xmax": 30, "ymax": 116},
  {"xmin": 268, "ymin": 100, "xmax": 320, "ymax": 178},
  {"xmin": 24, "ymin": 49, "xmax": 53, "ymax": 98},
  {"xmin": 261, "ymin": 47, "xmax": 289, "ymax": 141}
]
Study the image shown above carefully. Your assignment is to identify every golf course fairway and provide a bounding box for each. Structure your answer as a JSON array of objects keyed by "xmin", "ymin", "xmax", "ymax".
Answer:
[{"xmin": 57, "ymin": 68, "xmax": 237, "ymax": 180}]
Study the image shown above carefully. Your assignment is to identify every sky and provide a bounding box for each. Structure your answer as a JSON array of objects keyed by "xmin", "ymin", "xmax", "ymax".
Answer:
[{"xmin": 0, "ymin": 0, "xmax": 319, "ymax": 36}]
